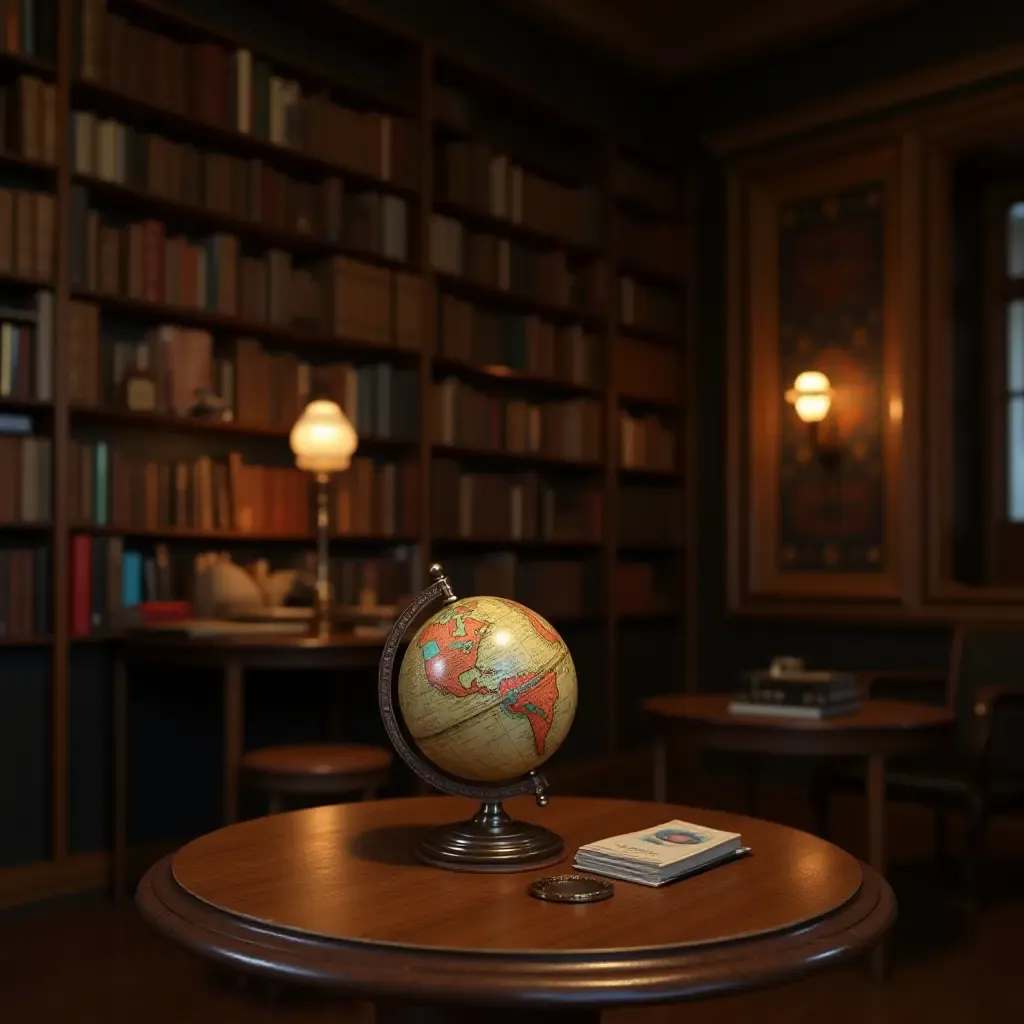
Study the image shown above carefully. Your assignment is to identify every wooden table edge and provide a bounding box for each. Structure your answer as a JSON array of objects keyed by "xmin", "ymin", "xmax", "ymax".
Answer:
[{"xmin": 136, "ymin": 855, "xmax": 896, "ymax": 1009}]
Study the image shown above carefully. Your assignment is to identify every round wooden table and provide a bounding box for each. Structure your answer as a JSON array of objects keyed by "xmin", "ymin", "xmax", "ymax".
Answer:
[
  {"xmin": 137, "ymin": 795, "xmax": 894, "ymax": 1022},
  {"xmin": 644, "ymin": 694, "xmax": 954, "ymax": 978}
]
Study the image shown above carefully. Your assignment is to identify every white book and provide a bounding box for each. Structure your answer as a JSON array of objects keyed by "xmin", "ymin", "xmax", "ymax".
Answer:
[
  {"xmin": 575, "ymin": 820, "xmax": 744, "ymax": 887},
  {"xmin": 727, "ymin": 700, "xmax": 861, "ymax": 720}
]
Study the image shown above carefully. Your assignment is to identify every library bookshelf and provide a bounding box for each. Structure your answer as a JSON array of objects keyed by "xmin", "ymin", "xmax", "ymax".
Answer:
[{"xmin": 0, "ymin": 0, "xmax": 694, "ymax": 907}]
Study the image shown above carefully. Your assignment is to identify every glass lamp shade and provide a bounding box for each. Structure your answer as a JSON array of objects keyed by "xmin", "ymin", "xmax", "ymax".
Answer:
[
  {"xmin": 786, "ymin": 371, "xmax": 832, "ymax": 424},
  {"xmin": 289, "ymin": 399, "xmax": 358, "ymax": 474}
]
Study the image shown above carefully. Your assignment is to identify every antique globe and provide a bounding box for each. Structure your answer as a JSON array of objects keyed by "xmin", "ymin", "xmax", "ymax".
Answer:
[
  {"xmin": 378, "ymin": 565, "xmax": 578, "ymax": 872},
  {"xmin": 398, "ymin": 594, "xmax": 577, "ymax": 782}
]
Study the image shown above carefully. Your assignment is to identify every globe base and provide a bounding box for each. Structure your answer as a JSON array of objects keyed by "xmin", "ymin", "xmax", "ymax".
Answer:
[{"xmin": 414, "ymin": 801, "xmax": 565, "ymax": 873}]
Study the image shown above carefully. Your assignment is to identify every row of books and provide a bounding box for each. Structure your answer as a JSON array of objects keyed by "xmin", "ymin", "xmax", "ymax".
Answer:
[
  {"xmin": 71, "ymin": 113, "xmax": 412, "ymax": 261},
  {"xmin": 0, "ymin": 291, "xmax": 53, "ymax": 401},
  {"xmin": 431, "ymin": 216, "xmax": 605, "ymax": 315},
  {"xmin": 0, "ymin": 428, "xmax": 51, "ymax": 523},
  {"xmin": 433, "ymin": 460, "xmax": 603, "ymax": 543},
  {"xmin": 68, "ymin": 443, "xmax": 310, "ymax": 536},
  {"xmin": 0, "ymin": 1, "xmax": 54, "ymax": 63},
  {"xmin": 69, "ymin": 202, "xmax": 422, "ymax": 347},
  {"xmin": 619, "ymin": 276, "xmax": 681, "ymax": 338},
  {"xmin": 66, "ymin": 307, "xmax": 421, "ymax": 439},
  {"xmin": 612, "ymin": 156, "xmax": 680, "ymax": 216},
  {"xmin": 329, "ymin": 457, "xmax": 418, "ymax": 538},
  {"xmin": 69, "ymin": 537, "xmax": 418, "ymax": 636},
  {"xmin": 75, "ymin": 0, "xmax": 416, "ymax": 186},
  {"xmin": 616, "ymin": 335, "xmax": 680, "ymax": 406},
  {"xmin": 441, "ymin": 554, "xmax": 598, "ymax": 620},
  {"xmin": 620, "ymin": 412, "xmax": 677, "ymax": 473},
  {"xmin": 0, "ymin": 544, "xmax": 50, "ymax": 638},
  {"xmin": 1, "ymin": 75, "xmax": 57, "ymax": 165},
  {"xmin": 436, "ymin": 141, "xmax": 601, "ymax": 248},
  {"xmin": 233, "ymin": 349, "xmax": 420, "ymax": 440},
  {"xmin": 434, "ymin": 379, "xmax": 602, "ymax": 463},
  {"xmin": 615, "ymin": 213, "xmax": 684, "ymax": 280},
  {"xmin": 437, "ymin": 294, "xmax": 599, "ymax": 388},
  {"xmin": 619, "ymin": 487, "xmax": 683, "ymax": 547},
  {"xmin": 0, "ymin": 187, "xmax": 55, "ymax": 281}
]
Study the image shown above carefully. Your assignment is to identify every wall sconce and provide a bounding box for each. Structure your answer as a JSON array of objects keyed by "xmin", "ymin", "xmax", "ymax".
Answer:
[{"xmin": 785, "ymin": 371, "xmax": 840, "ymax": 468}]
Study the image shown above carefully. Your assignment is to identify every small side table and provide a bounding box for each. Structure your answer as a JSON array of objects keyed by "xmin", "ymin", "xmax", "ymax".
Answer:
[
  {"xmin": 137, "ymin": 795, "xmax": 895, "ymax": 1022},
  {"xmin": 644, "ymin": 693, "xmax": 954, "ymax": 978}
]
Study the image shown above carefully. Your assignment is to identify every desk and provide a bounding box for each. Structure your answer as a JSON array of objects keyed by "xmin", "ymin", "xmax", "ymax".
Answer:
[
  {"xmin": 137, "ymin": 795, "xmax": 894, "ymax": 1022},
  {"xmin": 111, "ymin": 634, "xmax": 382, "ymax": 901},
  {"xmin": 644, "ymin": 694, "xmax": 954, "ymax": 978}
]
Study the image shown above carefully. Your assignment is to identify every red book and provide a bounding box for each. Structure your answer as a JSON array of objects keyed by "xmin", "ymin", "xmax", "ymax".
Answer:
[
  {"xmin": 142, "ymin": 220, "xmax": 166, "ymax": 304},
  {"xmin": 70, "ymin": 534, "xmax": 92, "ymax": 637}
]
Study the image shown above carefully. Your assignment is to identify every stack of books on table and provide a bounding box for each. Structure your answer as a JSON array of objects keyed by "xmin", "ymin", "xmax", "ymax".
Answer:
[
  {"xmin": 574, "ymin": 820, "xmax": 746, "ymax": 887},
  {"xmin": 728, "ymin": 669, "xmax": 861, "ymax": 720}
]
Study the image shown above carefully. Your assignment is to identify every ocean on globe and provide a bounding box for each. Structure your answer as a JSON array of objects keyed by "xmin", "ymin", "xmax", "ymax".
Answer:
[{"xmin": 397, "ymin": 595, "xmax": 578, "ymax": 783}]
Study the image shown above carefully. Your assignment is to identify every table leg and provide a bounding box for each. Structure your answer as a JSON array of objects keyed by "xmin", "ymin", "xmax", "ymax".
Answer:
[
  {"xmin": 653, "ymin": 735, "xmax": 668, "ymax": 803},
  {"xmin": 111, "ymin": 654, "xmax": 128, "ymax": 901},
  {"xmin": 375, "ymin": 1003, "xmax": 599, "ymax": 1024},
  {"xmin": 866, "ymin": 753, "xmax": 890, "ymax": 980},
  {"xmin": 223, "ymin": 662, "xmax": 244, "ymax": 825}
]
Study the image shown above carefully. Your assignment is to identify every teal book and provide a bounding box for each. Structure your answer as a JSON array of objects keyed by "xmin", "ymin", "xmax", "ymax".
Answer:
[{"xmin": 94, "ymin": 441, "xmax": 109, "ymax": 525}]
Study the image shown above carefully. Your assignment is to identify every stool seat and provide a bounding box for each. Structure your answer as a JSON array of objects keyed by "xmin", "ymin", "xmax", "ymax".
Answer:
[{"xmin": 241, "ymin": 743, "xmax": 392, "ymax": 810}]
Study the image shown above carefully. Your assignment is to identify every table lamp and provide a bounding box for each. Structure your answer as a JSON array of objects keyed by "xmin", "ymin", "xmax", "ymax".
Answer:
[{"xmin": 289, "ymin": 399, "xmax": 358, "ymax": 638}]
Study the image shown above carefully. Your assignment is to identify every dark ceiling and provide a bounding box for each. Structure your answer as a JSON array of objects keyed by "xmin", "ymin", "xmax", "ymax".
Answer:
[{"xmin": 506, "ymin": 0, "xmax": 914, "ymax": 77}]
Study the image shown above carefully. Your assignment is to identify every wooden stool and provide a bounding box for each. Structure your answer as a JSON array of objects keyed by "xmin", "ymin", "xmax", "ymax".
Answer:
[{"xmin": 240, "ymin": 743, "xmax": 392, "ymax": 814}]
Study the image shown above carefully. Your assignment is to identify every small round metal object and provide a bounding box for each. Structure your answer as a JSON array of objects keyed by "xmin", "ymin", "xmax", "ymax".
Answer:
[{"xmin": 528, "ymin": 874, "xmax": 614, "ymax": 904}]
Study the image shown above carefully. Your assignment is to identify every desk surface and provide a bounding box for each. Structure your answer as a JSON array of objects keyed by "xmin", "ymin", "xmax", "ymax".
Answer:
[
  {"xmin": 116, "ymin": 631, "xmax": 385, "ymax": 666},
  {"xmin": 645, "ymin": 694, "xmax": 954, "ymax": 732},
  {"xmin": 137, "ymin": 795, "xmax": 894, "ymax": 1011}
]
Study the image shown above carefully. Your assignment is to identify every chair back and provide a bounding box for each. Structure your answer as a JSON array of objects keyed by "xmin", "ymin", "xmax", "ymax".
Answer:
[{"xmin": 950, "ymin": 622, "xmax": 1024, "ymax": 762}]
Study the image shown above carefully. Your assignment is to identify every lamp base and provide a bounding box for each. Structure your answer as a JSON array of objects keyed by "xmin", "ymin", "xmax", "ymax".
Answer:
[{"xmin": 414, "ymin": 801, "xmax": 565, "ymax": 873}]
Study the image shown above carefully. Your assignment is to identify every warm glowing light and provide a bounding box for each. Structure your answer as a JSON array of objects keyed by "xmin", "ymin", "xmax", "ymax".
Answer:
[
  {"xmin": 289, "ymin": 400, "xmax": 358, "ymax": 474},
  {"xmin": 493, "ymin": 630, "xmax": 512, "ymax": 647},
  {"xmin": 785, "ymin": 371, "xmax": 832, "ymax": 424}
]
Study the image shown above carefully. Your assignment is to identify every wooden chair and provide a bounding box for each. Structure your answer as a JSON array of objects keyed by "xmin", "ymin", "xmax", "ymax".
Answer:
[
  {"xmin": 241, "ymin": 743, "xmax": 392, "ymax": 814},
  {"xmin": 812, "ymin": 623, "xmax": 1024, "ymax": 914}
]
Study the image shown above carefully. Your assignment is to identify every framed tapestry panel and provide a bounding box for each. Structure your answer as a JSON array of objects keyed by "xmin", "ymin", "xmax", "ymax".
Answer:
[{"xmin": 728, "ymin": 142, "xmax": 919, "ymax": 607}]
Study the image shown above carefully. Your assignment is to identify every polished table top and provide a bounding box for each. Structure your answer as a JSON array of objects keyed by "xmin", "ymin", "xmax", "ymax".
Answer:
[
  {"xmin": 138, "ymin": 796, "xmax": 895, "ymax": 1009},
  {"xmin": 646, "ymin": 694, "xmax": 954, "ymax": 731}
]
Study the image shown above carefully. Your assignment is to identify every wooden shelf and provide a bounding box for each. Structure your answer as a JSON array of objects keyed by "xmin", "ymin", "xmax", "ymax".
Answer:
[
  {"xmin": 68, "ymin": 406, "xmax": 417, "ymax": 453},
  {"xmin": 0, "ymin": 151, "xmax": 57, "ymax": 177},
  {"xmin": 432, "ymin": 198, "xmax": 602, "ymax": 259},
  {"xmin": 0, "ymin": 49, "xmax": 56, "ymax": 80},
  {"xmin": 72, "ymin": 79, "xmax": 420, "ymax": 199},
  {"xmin": 433, "ymin": 536, "xmax": 602, "ymax": 551},
  {"xmin": 617, "ymin": 261, "xmax": 685, "ymax": 289},
  {"xmin": 0, "ymin": 398, "xmax": 53, "ymax": 415},
  {"xmin": 618, "ymin": 466, "xmax": 682, "ymax": 482},
  {"xmin": 0, "ymin": 521, "xmax": 52, "ymax": 532},
  {"xmin": 434, "ymin": 444, "xmax": 603, "ymax": 472},
  {"xmin": 618, "ymin": 542, "xmax": 685, "ymax": 553},
  {"xmin": 71, "ymin": 524, "xmax": 413, "ymax": 544},
  {"xmin": 432, "ymin": 356, "xmax": 602, "ymax": 399},
  {"xmin": 70, "ymin": 289, "xmax": 421, "ymax": 363},
  {"xmin": 435, "ymin": 272, "xmax": 604, "ymax": 329},
  {"xmin": 618, "ymin": 392, "xmax": 680, "ymax": 413},
  {"xmin": 0, "ymin": 272, "xmax": 53, "ymax": 291},
  {"xmin": 619, "ymin": 610, "xmax": 682, "ymax": 621},
  {"xmin": 617, "ymin": 323, "xmax": 681, "ymax": 347},
  {"xmin": 76, "ymin": 175, "xmax": 415, "ymax": 272},
  {"xmin": 0, "ymin": 634, "xmax": 53, "ymax": 647}
]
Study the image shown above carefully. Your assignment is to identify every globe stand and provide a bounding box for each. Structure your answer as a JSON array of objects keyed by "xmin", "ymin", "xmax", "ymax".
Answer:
[
  {"xmin": 377, "ymin": 565, "xmax": 566, "ymax": 873},
  {"xmin": 415, "ymin": 801, "xmax": 564, "ymax": 873}
]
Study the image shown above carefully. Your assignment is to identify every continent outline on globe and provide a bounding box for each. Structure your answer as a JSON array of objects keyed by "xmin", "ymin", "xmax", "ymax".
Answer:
[{"xmin": 397, "ymin": 595, "xmax": 578, "ymax": 783}]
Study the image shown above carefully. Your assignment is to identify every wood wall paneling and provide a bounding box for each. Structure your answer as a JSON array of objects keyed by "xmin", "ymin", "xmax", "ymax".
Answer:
[{"xmin": 731, "ymin": 143, "xmax": 918, "ymax": 608}]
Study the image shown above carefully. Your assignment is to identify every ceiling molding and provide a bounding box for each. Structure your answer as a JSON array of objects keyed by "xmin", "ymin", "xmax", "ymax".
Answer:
[{"xmin": 507, "ymin": 0, "xmax": 913, "ymax": 78}]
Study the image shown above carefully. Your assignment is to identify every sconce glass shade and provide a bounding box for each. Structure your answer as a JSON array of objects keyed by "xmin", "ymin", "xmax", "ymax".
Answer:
[
  {"xmin": 289, "ymin": 399, "xmax": 358, "ymax": 474},
  {"xmin": 786, "ymin": 371, "xmax": 832, "ymax": 424}
]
